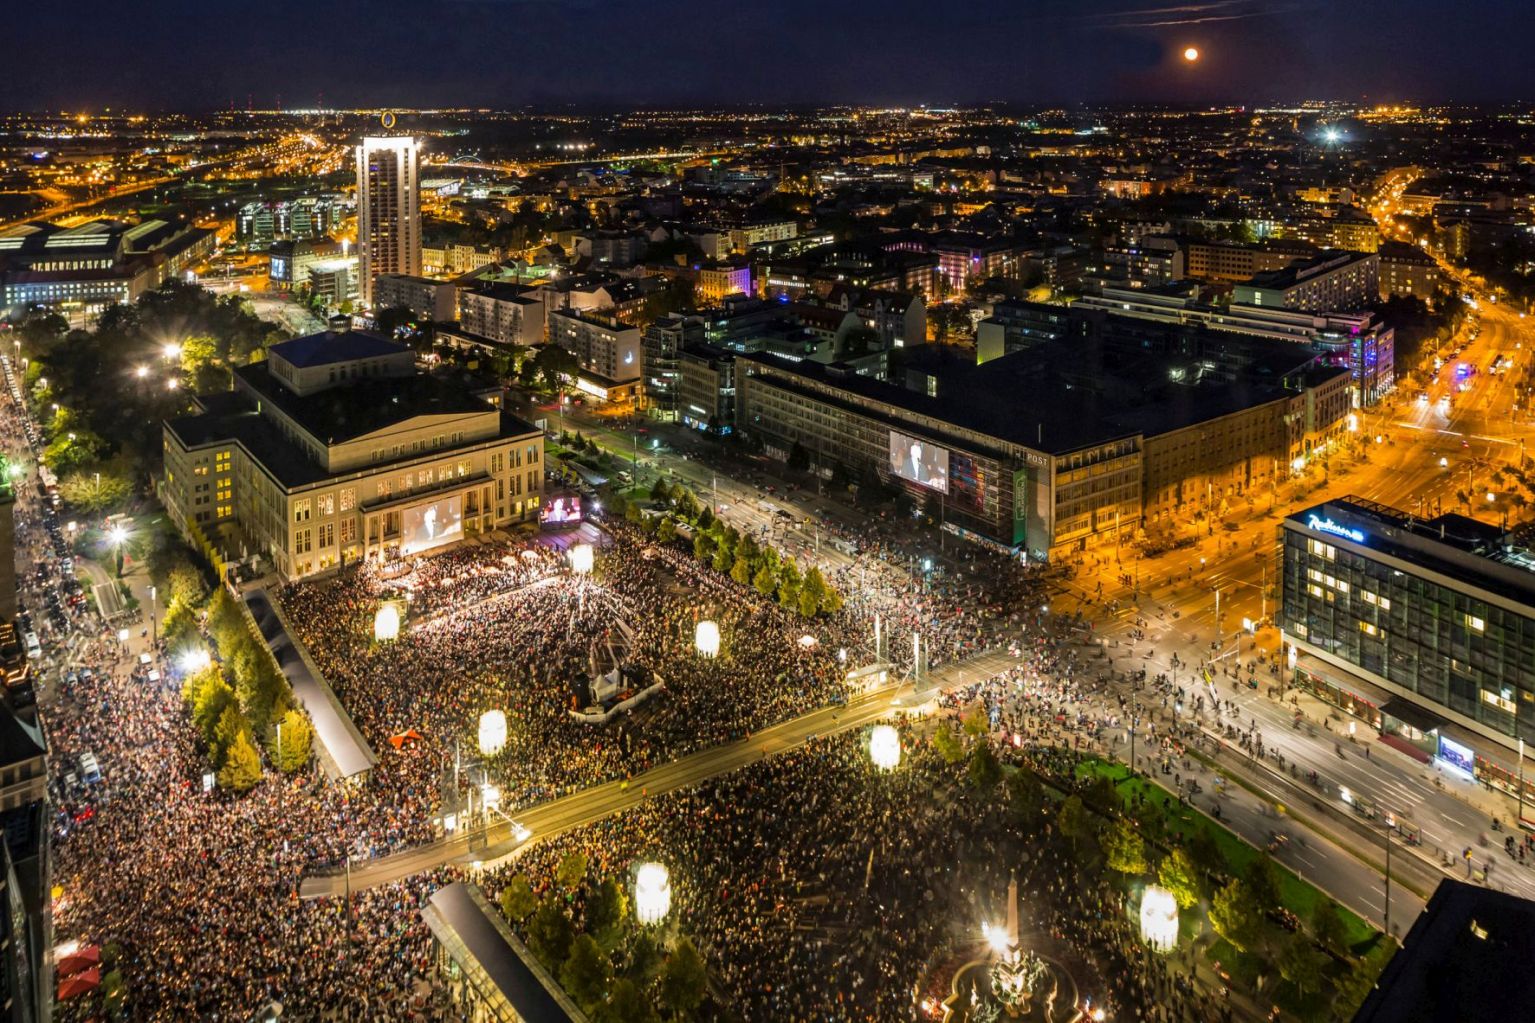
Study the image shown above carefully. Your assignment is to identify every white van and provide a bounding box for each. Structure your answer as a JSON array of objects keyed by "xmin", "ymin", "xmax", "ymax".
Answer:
[
  {"xmin": 78, "ymin": 753, "xmax": 102, "ymax": 785},
  {"xmin": 22, "ymin": 633, "xmax": 40, "ymax": 661}
]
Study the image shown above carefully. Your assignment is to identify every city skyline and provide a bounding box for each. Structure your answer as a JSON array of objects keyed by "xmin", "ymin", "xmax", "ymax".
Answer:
[{"xmin": 8, "ymin": 0, "xmax": 1535, "ymax": 112}]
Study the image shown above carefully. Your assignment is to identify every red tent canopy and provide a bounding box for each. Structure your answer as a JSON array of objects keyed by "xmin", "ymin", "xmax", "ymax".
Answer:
[
  {"xmin": 57, "ymin": 945, "xmax": 101, "ymax": 977},
  {"xmin": 388, "ymin": 728, "xmax": 423, "ymax": 750},
  {"xmin": 57, "ymin": 967, "xmax": 100, "ymax": 1001}
]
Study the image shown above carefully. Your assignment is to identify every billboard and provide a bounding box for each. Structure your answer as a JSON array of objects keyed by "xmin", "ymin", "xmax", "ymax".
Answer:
[
  {"xmin": 1437, "ymin": 734, "xmax": 1475, "ymax": 777},
  {"xmin": 401, "ymin": 495, "xmax": 463, "ymax": 555},
  {"xmin": 539, "ymin": 493, "xmax": 584, "ymax": 528},
  {"xmin": 888, "ymin": 430, "xmax": 949, "ymax": 493}
]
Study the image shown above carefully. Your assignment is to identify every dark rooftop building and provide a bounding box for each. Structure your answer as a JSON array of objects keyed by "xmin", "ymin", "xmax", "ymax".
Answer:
[{"xmin": 1353, "ymin": 880, "xmax": 1535, "ymax": 1023}]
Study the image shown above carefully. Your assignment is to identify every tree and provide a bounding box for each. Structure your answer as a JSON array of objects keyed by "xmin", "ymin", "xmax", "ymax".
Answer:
[
  {"xmin": 42, "ymin": 430, "xmax": 103, "ymax": 475},
  {"xmin": 560, "ymin": 934, "xmax": 613, "ymax": 1010},
  {"xmin": 752, "ymin": 564, "xmax": 777, "ymax": 597},
  {"xmin": 1336, "ymin": 942, "xmax": 1393, "ymax": 1017},
  {"xmin": 932, "ymin": 723, "xmax": 966, "ymax": 764},
  {"xmin": 796, "ymin": 585, "xmax": 820, "ymax": 618},
  {"xmin": 711, "ymin": 544, "xmax": 732, "ymax": 574},
  {"xmin": 161, "ymin": 598, "xmax": 200, "ymax": 650},
  {"xmin": 1056, "ymin": 795, "xmax": 1091, "ymax": 848},
  {"xmin": 776, "ymin": 578, "xmax": 799, "ymax": 611},
  {"xmin": 216, "ymin": 731, "xmax": 262, "ymax": 793},
  {"xmin": 500, "ymin": 875, "xmax": 537, "ymax": 923},
  {"xmin": 800, "ymin": 566, "xmax": 829, "ymax": 610},
  {"xmin": 192, "ymin": 673, "xmax": 237, "ymax": 746},
  {"xmin": 656, "ymin": 937, "xmax": 708, "ymax": 1020},
  {"xmin": 655, "ymin": 517, "xmax": 676, "ymax": 543},
  {"xmin": 273, "ymin": 709, "xmax": 313, "ymax": 773},
  {"xmin": 730, "ymin": 555, "xmax": 753, "ymax": 587},
  {"xmin": 166, "ymin": 561, "xmax": 207, "ymax": 609},
  {"xmin": 591, "ymin": 977, "xmax": 659, "ymax": 1023},
  {"xmin": 1209, "ymin": 879, "xmax": 1262, "ymax": 953},
  {"xmin": 557, "ymin": 851, "xmax": 590, "ymax": 890},
  {"xmin": 179, "ymin": 335, "xmax": 223, "ymax": 392},
  {"xmin": 1157, "ymin": 848, "xmax": 1202, "ymax": 909},
  {"xmin": 1244, "ymin": 853, "xmax": 1283, "ymax": 913},
  {"xmin": 1005, "ymin": 768, "xmax": 1043, "ymax": 824},
  {"xmin": 213, "ymin": 704, "xmax": 251, "ymax": 767},
  {"xmin": 1309, "ymin": 899, "xmax": 1348, "ymax": 955},
  {"xmin": 58, "ymin": 470, "xmax": 132, "ymax": 512},
  {"xmin": 692, "ymin": 532, "xmax": 713, "ymax": 562},
  {"xmin": 624, "ymin": 930, "xmax": 664, "ymax": 985},
  {"xmin": 1102, "ymin": 817, "xmax": 1148, "ymax": 876},
  {"xmin": 1185, "ymin": 826, "xmax": 1227, "ymax": 880},
  {"xmin": 967, "ymin": 744, "xmax": 1002, "ymax": 790},
  {"xmin": 527, "ymin": 896, "xmax": 575, "ymax": 968},
  {"xmin": 694, "ymin": 505, "xmax": 714, "ymax": 532},
  {"xmin": 649, "ymin": 478, "xmax": 672, "ymax": 502},
  {"xmin": 1277, "ymin": 934, "xmax": 1326, "ymax": 995},
  {"xmin": 819, "ymin": 584, "xmax": 844, "ymax": 615},
  {"xmin": 585, "ymin": 877, "xmax": 628, "ymax": 946}
]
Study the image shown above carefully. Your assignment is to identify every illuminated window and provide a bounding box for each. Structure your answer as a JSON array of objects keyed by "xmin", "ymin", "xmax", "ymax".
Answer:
[
  {"xmin": 339, "ymin": 519, "xmax": 356, "ymax": 544},
  {"xmin": 339, "ymin": 488, "xmax": 356, "ymax": 512},
  {"xmin": 317, "ymin": 494, "xmax": 335, "ymax": 516},
  {"xmin": 1307, "ymin": 538, "xmax": 1336, "ymax": 561},
  {"xmin": 216, "ymin": 505, "xmax": 232, "ymax": 519},
  {"xmin": 1308, "ymin": 569, "xmax": 1323, "ymax": 583},
  {"xmin": 1307, "ymin": 584, "xmax": 1324, "ymax": 598},
  {"xmin": 1359, "ymin": 621, "xmax": 1378, "ymax": 637},
  {"xmin": 1465, "ymin": 614, "xmax": 1485, "ymax": 633},
  {"xmin": 294, "ymin": 499, "xmax": 311, "ymax": 523},
  {"xmin": 1484, "ymin": 690, "xmax": 1515, "ymax": 714}
]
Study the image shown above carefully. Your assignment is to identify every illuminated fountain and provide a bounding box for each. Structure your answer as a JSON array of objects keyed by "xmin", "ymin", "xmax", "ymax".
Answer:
[{"xmin": 940, "ymin": 874, "xmax": 1092, "ymax": 1023}]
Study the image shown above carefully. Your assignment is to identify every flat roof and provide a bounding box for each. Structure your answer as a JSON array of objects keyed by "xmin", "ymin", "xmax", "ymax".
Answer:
[
  {"xmin": 741, "ymin": 345, "xmax": 1293, "ymax": 456},
  {"xmin": 269, "ymin": 328, "xmax": 409, "ymax": 369},
  {"xmin": 1354, "ymin": 879, "xmax": 1535, "ymax": 1023},
  {"xmin": 237, "ymin": 362, "xmax": 497, "ymax": 445},
  {"xmin": 1285, "ymin": 497, "xmax": 1535, "ymax": 608},
  {"xmin": 420, "ymin": 883, "xmax": 586, "ymax": 1023}
]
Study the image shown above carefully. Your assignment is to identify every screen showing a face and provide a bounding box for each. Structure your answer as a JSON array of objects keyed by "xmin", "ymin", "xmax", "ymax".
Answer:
[
  {"xmin": 401, "ymin": 495, "xmax": 463, "ymax": 554},
  {"xmin": 540, "ymin": 495, "xmax": 583, "ymax": 525},
  {"xmin": 888, "ymin": 430, "xmax": 950, "ymax": 493}
]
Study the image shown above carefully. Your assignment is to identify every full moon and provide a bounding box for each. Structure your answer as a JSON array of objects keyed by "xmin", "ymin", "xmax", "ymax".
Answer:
[{"xmin": 1183, "ymin": 46, "xmax": 1200, "ymax": 62}]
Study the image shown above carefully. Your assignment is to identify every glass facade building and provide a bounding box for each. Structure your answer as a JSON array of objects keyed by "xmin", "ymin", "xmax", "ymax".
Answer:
[{"xmin": 1281, "ymin": 498, "xmax": 1535, "ymax": 762}]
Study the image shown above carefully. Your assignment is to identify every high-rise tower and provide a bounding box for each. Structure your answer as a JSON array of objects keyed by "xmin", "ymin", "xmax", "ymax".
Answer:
[{"xmin": 354, "ymin": 136, "xmax": 421, "ymax": 308}]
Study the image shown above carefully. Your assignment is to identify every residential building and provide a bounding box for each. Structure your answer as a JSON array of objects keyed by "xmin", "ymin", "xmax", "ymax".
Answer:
[
  {"xmin": 355, "ymin": 136, "xmax": 422, "ymax": 308},
  {"xmin": 306, "ymin": 259, "xmax": 357, "ymax": 311},
  {"xmin": 975, "ymin": 300, "xmax": 1072, "ymax": 363},
  {"xmin": 548, "ymin": 309, "xmax": 642, "ymax": 398},
  {"xmin": 374, "ymin": 273, "xmax": 457, "ymax": 322},
  {"xmin": 697, "ymin": 260, "xmax": 753, "ymax": 305},
  {"xmin": 457, "ymin": 285, "xmax": 546, "ymax": 349},
  {"xmin": 1232, "ymin": 250, "xmax": 1380, "ymax": 312},
  {"xmin": 728, "ymin": 221, "xmax": 798, "ymax": 252},
  {"xmin": 162, "ymin": 321, "xmax": 542, "ymax": 580},
  {"xmin": 1377, "ymin": 240, "xmax": 1444, "ymax": 303}
]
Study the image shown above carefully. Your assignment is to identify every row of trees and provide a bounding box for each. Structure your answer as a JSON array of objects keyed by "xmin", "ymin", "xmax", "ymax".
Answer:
[
  {"xmin": 500, "ymin": 853, "xmax": 709, "ymax": 1023},
  {"xmin": 178, "ymin": 586, "xmax": 313, "ymax": 792},
  {"xmin": 613, "ymin": 480, "xmax": 845, "ymax": 618},
  {"xmin": 929, "ymin": 713, "xmax": 1390, "ymax": 1017}
]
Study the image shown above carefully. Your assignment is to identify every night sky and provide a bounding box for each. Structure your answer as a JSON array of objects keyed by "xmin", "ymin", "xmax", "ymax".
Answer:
[{"xmin": 8, "ymin": 0, "xmax": 1535, "ymax": 111}]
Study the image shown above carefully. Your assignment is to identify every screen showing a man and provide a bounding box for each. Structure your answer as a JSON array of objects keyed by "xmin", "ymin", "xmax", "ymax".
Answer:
[
  {"xmin": 401, "ymin": 496, "xmax": 463, "ymax": 554},
  {"xmin": 540, "ymin": 495, "xmax": 583, "ymax": 526},
  {"xmin": 888, "ymin": 430, "xmax": 950, "ymax": 493}
]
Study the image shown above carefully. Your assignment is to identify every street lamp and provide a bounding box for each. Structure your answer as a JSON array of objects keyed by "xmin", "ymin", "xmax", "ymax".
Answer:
[
  {"xmin": 694, "ymin": 619, "xmax": 720, "ymax": 658},
  {"xmin": 135, "ymin": 365, "xmax": 148, "ymax": 379},
  {"xmin": 634, "ymin": 862, "xmax": 671, "ymax": 924},
  {"xmin": 868, "ymin": 724, "xmax": 901, "ymax": 771},
  {"xmin": 1139, "ymin": 886, "xmax": 1179, "ymax": 952},
  {"xmin": 478, "ymin": 709, "xmax": 508, "ymax": 757},
  {"xmin": 108, "ymin": 524, "xmax": 128, "ymax": 577}
]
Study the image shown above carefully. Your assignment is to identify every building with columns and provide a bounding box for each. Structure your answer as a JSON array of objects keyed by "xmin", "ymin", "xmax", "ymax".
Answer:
[{"xmin": 162, "ymin": 321, "xmax": 542, "ymax": 580}]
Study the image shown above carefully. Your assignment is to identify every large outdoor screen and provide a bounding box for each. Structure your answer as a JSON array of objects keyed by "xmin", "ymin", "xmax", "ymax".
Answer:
[
  {"xmin": 401, "ymin": 495, "xmax": 463, "ymax": 554},
  {"xmin": 888, "ymin": 430, "xmax": 950, "ymax": 493},
  {"xmin": 539, "ymin": 493, "xmax": 584, "ymax": 527}
]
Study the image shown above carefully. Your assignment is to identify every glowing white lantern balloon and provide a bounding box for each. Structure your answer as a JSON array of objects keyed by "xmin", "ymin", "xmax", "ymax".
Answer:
[
  {"xmin": 568, "ymin": 543, "xmax": 594, "ymax": 575},
  {"xmin": 634, "ymin": 862, "xmax": 671, "ymax": 924},
  {"xmin": 374, "ymin": 603, "xmax": 401, "ymax": 642},
  {"xmin": 868, "ymin": 724, "xmax": 901, "ymax": 771},
  {"xmin": 478, "ymin": 709, "xmax": 508, "ymax": 757},
  {"xmin": 694, "ymin": 620, "xmax": 720, "ymax": 658},
  {"xmin": 1140, "ymin": 886, "xmax": 1179, "ymax": 952}
]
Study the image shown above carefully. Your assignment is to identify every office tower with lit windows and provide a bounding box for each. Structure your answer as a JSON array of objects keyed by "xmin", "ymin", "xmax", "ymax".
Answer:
[{"xmin": 354, "ymin": 136, "xmax": 421, "ymax": 308}]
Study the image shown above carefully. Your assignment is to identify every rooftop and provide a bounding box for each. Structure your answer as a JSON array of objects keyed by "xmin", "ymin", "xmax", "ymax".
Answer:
[{"xmin": 268, "ymin": 328, "xmax": 409, "ymax": 370}]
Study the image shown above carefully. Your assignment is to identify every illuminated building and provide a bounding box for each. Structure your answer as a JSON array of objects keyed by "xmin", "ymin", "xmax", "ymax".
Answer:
[
  {"xmin": 1377, "ymin": 240, "xmax": 1443, "ymax": 304},
  {"xmin": 374, "ymin": 273, "xmax": 457, "ymax": 322},
  {"xmin": 161, "ymin": 319, "xmax": 541, "ymax": 580},
  {"xmin": 456, "ymin": 285, "xmax": 547, "ymax": 349},
  {"xmin": 1232, "ymin": 249, "xmax": 1380, "ymax": 313},
  {"xmin": 1282, "ymin": 498, "xmax": 1535, "ymax": 793},
  {"xmin": 549, "ymin": 309, "xmax": 641, "ymax": 390},
  {"xmin": 355, "ymin": 136, "xmax": 422, "ymax": 308},
  {"xmin": 677, "ymin": 343, "xmax": 736, "ymax": 434},
  {"xmin": 640, "ymin": 313, "xmax": 704, "ymax": 421}
]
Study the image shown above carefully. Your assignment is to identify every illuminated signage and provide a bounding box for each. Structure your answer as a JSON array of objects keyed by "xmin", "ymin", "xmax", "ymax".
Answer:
[
  {"xmin": 1438, "ymin": 735, "xmax": 1475, "ymax": 777},
  {"xmin": 1307, "ymin": 515, "xmax": 1364, "ymax": 543}
]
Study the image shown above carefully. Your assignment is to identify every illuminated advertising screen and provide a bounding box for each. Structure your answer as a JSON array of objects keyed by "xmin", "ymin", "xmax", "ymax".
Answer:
[
  {"xmin": 1437, "ymin": 734, "xmax": 1475, "ymax": 776},
  {"xmin": 539, "ymin": 494, "xmax": 584, "ymax": 527},
  {"xmin": 888, "ymin": 430, "xmax": 949, "ymax": 493},
  {"xmin": 401, "ymin": 495, "xmax": 463, "ymax": 554}
]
